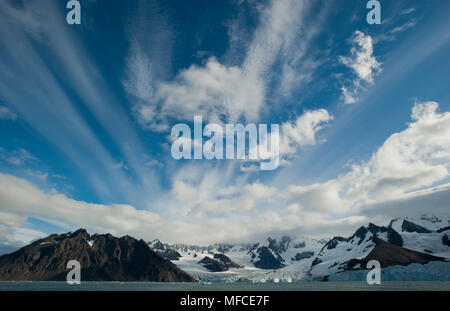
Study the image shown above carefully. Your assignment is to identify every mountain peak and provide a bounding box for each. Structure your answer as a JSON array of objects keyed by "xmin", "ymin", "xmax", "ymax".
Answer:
[
  {"xmin": 0, "ymin": 230, "xmax": 196, "ymax": 282},
  {"xmin": 69, "ymin": 228, "xmax": 89, "ymax": 238}
]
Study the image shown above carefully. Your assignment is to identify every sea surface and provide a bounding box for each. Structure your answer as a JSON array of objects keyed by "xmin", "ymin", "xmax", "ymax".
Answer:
[{"xmin": 0, "ymin": 281, "xmax": 449, "ymax": 291}]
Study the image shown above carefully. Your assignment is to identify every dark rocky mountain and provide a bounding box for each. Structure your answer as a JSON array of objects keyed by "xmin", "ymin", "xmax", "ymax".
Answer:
[
  {"xmin": 292, "ymin": 251, "xmax": 314, "ymax": 261},
  {"xmin": 0, "ymin": 229, "xmax": 196, "ymax": 282},
  {"xmin": 293, "ymin": 241, "xmax": 306, "ymax": 248},
  {"xmin": 159, "ymin": 249, "xmax": 182, "ymax": 261},
  {"xmin": 388, "ymin": 218, "xmax": 433, "ymax": 234},
  {"xmin": 198, "ymin": 253, "xmax": 243, "ymax": 272},
  {"xmin": 400, "ymin": 219, "xmax": 432, "ymax": 233},
  {"xmin": 213, "ymin": 253, "xmax": 243, "ymax": 268},
  {"xmin": 267, "ymin": 236, "xmax": 292, "ymax": 253},
  {"xmin": 244, "ymin": 237, "xmax": 294, "ymax": 270},
  {"xmin": 148, "ymin": 240, "xmax": 182, "ymax": 261},
  {"xmin": 251, "ymin": 246, "xmax": 285, "ymax": 269},
  {"xmin": 437, "ymin": 226, "xmax": 450, "ymax": 233},
  {"xmin": 198, "ymin": 256, "xmax": 228, "ymax": 272},
  {"xmin": 443, "ymin": 234, "xmax": 450, "ymax": 247},
  {"xmin": 356, "ymin": 223, "xmax": 403, "ymax": 246},
  {"xmin": 148, "ymin": 239, "xmax": 182, "ymax": 260}
]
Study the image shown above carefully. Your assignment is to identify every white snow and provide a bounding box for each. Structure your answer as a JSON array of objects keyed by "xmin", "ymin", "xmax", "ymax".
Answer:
[
  {"xmin": 310, "ymin": 231, "xmax": 375, "ymax": 278},
  {"xmin": 160, "ymin": 236, "xmax": 324, "ymax": 282},
  {"xmin": 390, "ymin": 217, "xmax": 450, "ymax": 258}
]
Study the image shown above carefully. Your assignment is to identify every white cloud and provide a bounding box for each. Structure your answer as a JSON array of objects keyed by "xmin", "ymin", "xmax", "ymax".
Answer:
[
  {"xmin": 0, "ymin": 223, "xmax": 46, "ymax": 252},
  {"xmin": 288, "ymin": 179, "xmax": 352, "ymax": 213},
  {"xmin": 191, "ymin": 182, "xmax": 277, "ymax": 215},
  {"xmin": 340, "ymin": 86, "xmax": 358, "ymax": 105},
  {"xmin": 0, "ymin": 171, "xmax": 289, "ymax": 245},
  {"xmin": 164, "ymin": 107, "xmax": 332, "ymax": 171},
  {"xmin": 279, "ymin": 109, "xmax": 333, "ymax": 156},
  {"xmin": 243, "ymin": 108, "xmax": 333, "ymax": 169},
  {"xmin": 171, "ymin": 180, "xmax": 198, "ymax": 202},
  {"xmin": 0, "ymin": 106, "xmax": 17, "ymax": 121},
  {"xmin": 155, "ymin": 57, "xmax": 264, "ymax": 124},
  {"xmin": 0, "ymin": 173, "xmax": 162, "ymax": 240},
  {"xmin": 362, "ymin": 183, "xmax": 450, "ymax": 225},
  {"xmin": 339, "ymin": 31, "xmax": 381, "ymax": 84},
  {"xmin": 339, "ymin": 31, "xmax": 382, "ymax": 104},
  {"xmin": 287, "ymin": 101, "xmax": 450, "ymax": 215},
  {"xmin": 25, "ymin": 170, "xmax": 48, "ymax": 181}
]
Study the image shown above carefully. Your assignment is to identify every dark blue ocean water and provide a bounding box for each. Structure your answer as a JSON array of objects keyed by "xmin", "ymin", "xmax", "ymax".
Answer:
[{"xmin": 0, "ymin": 281, "xmax": 449, "ymax": 291}]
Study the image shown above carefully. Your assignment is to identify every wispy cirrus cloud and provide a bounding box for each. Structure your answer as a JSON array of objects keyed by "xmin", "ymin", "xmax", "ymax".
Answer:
[
  {"xmin": 1, "ymin": 148, "xmax": 36, "ymax": 166},
  {"xmin": 400, "ymin": 7, "xmax": 416, "ymax": 16},
  {"xmin": 374, "ymin": 19, "xmax": 419, "ymax": 43},
  {"xmin": 0, "ymin": 106, "xmax": 17, "ymax": 121},
  {"xmin": 123, "ymin": 0, "xmax": 328, "ymax": 129},
  {"xmin": 0, "ymin": 0, "xmax": 161, "ymax": 206}
]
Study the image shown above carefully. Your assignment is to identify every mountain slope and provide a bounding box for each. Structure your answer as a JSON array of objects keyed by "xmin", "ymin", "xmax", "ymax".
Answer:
[
  {"xmin": 309, "ymin": 220, "xmax": 449, "ymax": 279},
  {"xmin": 389, "ymin": 217, "xmax": 450, "ymax": 257},
  {"xmin": 345, "ymin": 237, "xmax": 445, "ymax": 269},
  {"xmin": 0, "ymin": 229, "xmax": 196, "ymax": 282}
]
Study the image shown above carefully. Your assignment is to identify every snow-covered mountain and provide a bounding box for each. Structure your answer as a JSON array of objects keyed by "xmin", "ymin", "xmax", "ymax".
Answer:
[
  {"xmin": 149, "ymin": 235, "xmax": 324, "ymax": 282},
  {"xmin": 389, "ymin": 216, "xmax": 450, "ymax": 257},
  {"xmin": 148, "ymin": 214, "xmax": 450, "ymax": 282}
]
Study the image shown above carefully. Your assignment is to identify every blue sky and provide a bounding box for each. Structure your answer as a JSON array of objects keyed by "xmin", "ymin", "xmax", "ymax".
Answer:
[{"xmin": 0, "ymin": 0, "xmax": 449, "ymax": 246}]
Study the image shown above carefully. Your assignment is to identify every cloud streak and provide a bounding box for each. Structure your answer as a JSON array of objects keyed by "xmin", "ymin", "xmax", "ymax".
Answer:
[
  {"xmin": 0, "ymin": 106, "xmax": 17, "ymax": 121},
  {"xmin": 0, "ymin": 0, "xmax": 161, "ymax": 206}
]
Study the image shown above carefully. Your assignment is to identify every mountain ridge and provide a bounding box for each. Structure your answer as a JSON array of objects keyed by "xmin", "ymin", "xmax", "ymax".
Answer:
[
  {"xmin": 147, "ymin": 214, "xmax": 450, "ymax": 281},
  {"xmin": 0, "ymin": 229, "xmax": 196, "ymax": 282}
]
